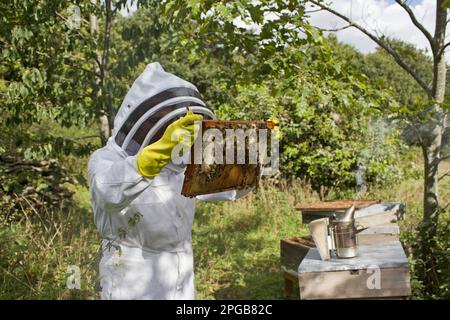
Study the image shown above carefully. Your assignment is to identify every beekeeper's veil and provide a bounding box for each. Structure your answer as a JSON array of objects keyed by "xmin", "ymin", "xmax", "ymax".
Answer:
[{"xmin": 112, "ymin": 62, "xmax": 215, "ymax": 156}]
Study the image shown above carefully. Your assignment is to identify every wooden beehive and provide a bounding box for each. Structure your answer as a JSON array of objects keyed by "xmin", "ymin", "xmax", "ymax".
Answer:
[
  {"xmin": 280, "ymin": 236, "xmax": 316, "ymax": 273},
  {"xmin": 181, "ymin": 120, "xmax": 274, "ymax": 197},
  {"xmin": 280, "ymin": 236, "xmax": 316, "ymax": 296},
  {"xmin": 357, "ymin": 223, "xmax": 400, "ymax": 245},
  {"xmin": 298, "ymin": 241, "xmax": 411, "ymax": 299}
]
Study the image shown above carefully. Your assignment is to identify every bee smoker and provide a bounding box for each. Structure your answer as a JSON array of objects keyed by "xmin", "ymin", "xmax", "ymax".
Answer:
[
  {"xmin": 331, "ymin": 205, "xmax": 358, "ymax": 258},
  {"xmin": 309, "ymin": 205, "xmax": 360, "ymax": 260}
]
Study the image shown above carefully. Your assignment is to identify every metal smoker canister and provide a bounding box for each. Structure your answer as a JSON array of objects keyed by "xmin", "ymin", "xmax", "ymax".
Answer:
[
  {"xmin": 331, "ymin": 205, "xmax": 358, "ymax": 258},
  {"xmin": 331, "ymin": 220, "xmax": 358, "ymax": 258}
]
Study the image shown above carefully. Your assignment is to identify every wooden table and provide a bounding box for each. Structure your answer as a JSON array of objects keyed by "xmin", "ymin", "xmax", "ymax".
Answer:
[{"xmin": 298, "ymin": 240, "xmax": 411, "ymax": 299}]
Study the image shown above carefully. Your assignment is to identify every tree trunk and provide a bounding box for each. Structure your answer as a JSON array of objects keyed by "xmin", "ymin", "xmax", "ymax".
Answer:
[
  {"xmin": 421, "ymin": 128, "xmax": 441, "ymax": 228},
  {"xmin": 92, "ymin": 0, "xmax": 115, "ymax": 145},
  {"xmin": 90, "ymin": 3, "xmax": 108, "ymax": 145},
  {"xmin": 308, "ymin": 0, "xmax": 449, "ymax": 295},
  {"xmin": 420, "ymin": 0, "xmax": 447, "ymax": 293},
  {"xmin": 99, "ymin": 114, "xmax": 110, "ymax": 145},
  {"xmin": 420, "ymin": 121, "xmax": 443, "ymax": 293},
  {"xmin": 423, "ymin": 0, "xmax": 446, "ymax": 233}
]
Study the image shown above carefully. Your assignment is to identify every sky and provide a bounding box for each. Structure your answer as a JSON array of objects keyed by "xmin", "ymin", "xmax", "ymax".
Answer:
[{"xmin": 307, "ymin": 0, "xmax": 442, "ymax": 57}]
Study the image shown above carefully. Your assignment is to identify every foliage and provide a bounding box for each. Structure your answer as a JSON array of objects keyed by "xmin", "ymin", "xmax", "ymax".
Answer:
[
  {"xmin": 153, "ymin": 0, "xmax": 316, "ymax": 79},
  {"xmin": 213, "ymin": 40, "xmax": 403, "ymax": 198},
  {"xmin": 356, "ymin": 38, "xmax": 450, "ymax": 145},
  {"xmin": 0, "ymin": 0, "xmax": 103, "ymax": 164},
  {"xmin": 145, "ymin": 1, "xmax": 406, "ymax": 197},
  {"xmin": 0, "ymin": 0, "xmax": 99, "ymax": 126},
  {"xmin": 403, "ymin": 212, "xmax": 450, "ymax": 299},
  {"xmin": 0, "ymin": 186, "xmax": 99, "ymax": 299},
  {"xmin": 363, "ymin": 39, "xmax": 433, "ymax": 108}
]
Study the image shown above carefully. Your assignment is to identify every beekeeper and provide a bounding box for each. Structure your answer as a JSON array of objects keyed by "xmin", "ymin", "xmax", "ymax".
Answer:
[{"xmin": 88, "ymin": 62, "xmax": 251, "ymax": 300}]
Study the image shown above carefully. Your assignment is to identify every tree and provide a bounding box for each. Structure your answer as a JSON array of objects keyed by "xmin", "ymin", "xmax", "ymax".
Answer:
[
  {"xmin": 89, "ymin": 0, "xmax": 129, "ymax": 144},
  {"xmin": 0, "ymin": 0, "xmax": 134, "ymax": 150},
  {"xmin": 0, "ymin": 0, "xmax": 100, "ymax": 157},
  {"xmin": 362, "ymin": 39, "xmax": 450, "ymax": 146},
  {"xmin": 308, "ymin": 0, "xmax": 449, "ymax": 293},
  {"xmin": 364, "ymin": 40, "xmax": 431, "ymax": 107},
  {"xmin": 146, "ymin": 0, "xmax": 402, "ymax": 198},
  {"xmin": 214, "ymin": 50, "xmax": 401, "ymax": 199},
  {"xmin": 104, "ymin": 4, "xmax": 239, "ymax": 126}
]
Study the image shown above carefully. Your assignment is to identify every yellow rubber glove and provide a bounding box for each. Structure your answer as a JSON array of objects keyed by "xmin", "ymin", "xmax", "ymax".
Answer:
[{"xmin": 137, "ymin": 111, "xmax": 203, "ymax": 177}]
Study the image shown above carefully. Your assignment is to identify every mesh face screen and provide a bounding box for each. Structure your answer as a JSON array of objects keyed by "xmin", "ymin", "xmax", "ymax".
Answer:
[
  {"xmin": 145, "ymin": 113, "xmax": 213, "ymax": 148},
  {"xmin": 123, "ymin": 102, "xmax": 206, "ymax": 155},
  {"xmin": 114, "ymin": 87, "xmax": 203, "ymax": 147}
]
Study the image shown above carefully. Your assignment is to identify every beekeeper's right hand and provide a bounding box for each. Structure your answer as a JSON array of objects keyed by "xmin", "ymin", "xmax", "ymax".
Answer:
[{"xmin": 136, "ymin": 111, "xmax": 203, "ymax": 178}]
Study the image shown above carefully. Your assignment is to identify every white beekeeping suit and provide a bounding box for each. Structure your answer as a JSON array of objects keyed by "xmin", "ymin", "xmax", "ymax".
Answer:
[{"xmin": 88, "ymin": 62, "xmax": 251, "ymax": 300}]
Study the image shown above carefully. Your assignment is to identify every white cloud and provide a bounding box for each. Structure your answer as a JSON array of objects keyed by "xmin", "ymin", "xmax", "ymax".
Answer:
[{"xmin": 307, "ymin": 0, "xmax": 445, "ymax": 59}]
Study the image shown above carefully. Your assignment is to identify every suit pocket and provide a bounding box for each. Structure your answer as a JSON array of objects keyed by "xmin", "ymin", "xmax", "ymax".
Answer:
[{"xmin": 129, "ymin": 188, "xmax": 181, "ymax": 250}]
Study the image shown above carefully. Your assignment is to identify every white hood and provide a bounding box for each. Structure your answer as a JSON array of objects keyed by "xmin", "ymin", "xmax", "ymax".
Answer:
[{"xmin": 111, "ymin": 62, "xmax": 215, "ymax": 156}]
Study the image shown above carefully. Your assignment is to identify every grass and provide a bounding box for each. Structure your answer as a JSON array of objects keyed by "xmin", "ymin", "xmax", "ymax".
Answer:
[
  {"xmin": 1, "ymin": 156, "xmax": 449, "ymax": 299},
  {"xmin": 193, "ymin": 181, "xmax": 316, "ymax": 299},
  {"xmin": 0, "ymin": 182, "xmax": 100, "ymax": 299}
]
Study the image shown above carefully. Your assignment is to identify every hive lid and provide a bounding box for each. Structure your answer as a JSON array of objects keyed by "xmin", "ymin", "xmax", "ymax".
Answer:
[
  {"xmin": 296, "ymin": 200, "xmax": 380, "ymax": 212},
  {"xmin": 298, "ymin": 241, "xmax": 409, "ymax": 273}
]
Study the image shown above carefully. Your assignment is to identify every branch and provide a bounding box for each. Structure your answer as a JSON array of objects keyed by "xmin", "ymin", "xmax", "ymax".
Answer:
[
  {"xmin": 439, "ymin": 41, "xmax": 450, "ymax": 56},
  {"xmin": 309, "ymin": 0, "xmax": 433, "ymax": 98},
  {"xmin": 72, "ymin": 135, "xmax": 100, "ymax": 141},
  {"xmin": 91, "ymin": 53, "xmax": 102, "ymax": 72},
  {"xmin": 439, "ymin": 170, "xmax": 450, "ymax": 181},
  {"xmin": 63, "ymin": 60, "xmax": 100, "ymax": 78},
  {"xmin": 100, "ymin": 0, "xmax": 117, "ymax": 78},
  {"xmin": 440, "ymin": 154, "xmax": 450, "ymax": 162},
  {"xmin": 404, "ymin": 119, "xmax": 425, "ymax": 146},
  {"xmin": 394, "ymin": 0, "xmax": 435, "ymax": 52},
  {"xmin": 112, "ymin": 5, "xmax": 119, "ymax": 15},
  {"xmin": 304, "ymin": 8, "xmax": 324, "ymax": 14},
  {"xmin": 439, "ymin": 201, "xmax": 450, "ymax": 214},
  {"xmin": 0, "ymin": 266, "xmax": 36, "ymax": 293},
  {"xmin": 318, "ymin": 24, "xmax": 352, "ymax": 32}
]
